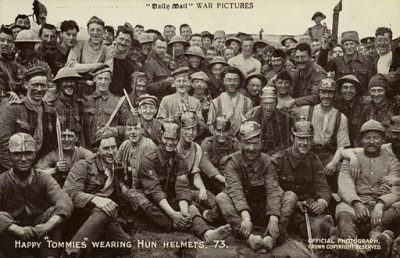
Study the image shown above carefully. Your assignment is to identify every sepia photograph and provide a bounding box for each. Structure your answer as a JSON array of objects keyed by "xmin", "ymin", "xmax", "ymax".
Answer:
[{"xmin": 0, "ymin": 0, "xmax": 399, "ymax": 257}]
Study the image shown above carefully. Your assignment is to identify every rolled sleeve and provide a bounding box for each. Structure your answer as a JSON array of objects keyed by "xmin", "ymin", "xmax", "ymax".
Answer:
[
  {"xmin": 337, "ymin": 114, "xmax": 351, "ymax": 147},
  {"xmin": 139, "ymin": 157, "xmax": 167, "ymax": 204},
  {"xmin": 338, "ymin": 159, "xmax": 361, "ymax": 205},
  {"xmin": 199, "ymin": 140, "xmax": 220, "ymax": 178}
]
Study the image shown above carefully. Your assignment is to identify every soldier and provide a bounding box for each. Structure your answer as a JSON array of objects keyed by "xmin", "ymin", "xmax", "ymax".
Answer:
[
  {"xmin": 336, "ymin": 119, "xmax": 400, "ymax": 256},
  {"xmin": 208, "ymin": 66, "xmax": 253, "ymax": 136},
  {"xmin": 128, "ymin": 71, "xmax": 147, "ymax": 107},
  {"xmin": 306, "ymin": 11, "xmax": 328, "ymax": 41},
  {"xmin": 81, "ymin": 65, "xmax": 129, "ymax": 150},
  {"xmin": 0, "ymin": 67, "xmax": 57, "ymax": 174},
  {"xmin": 137, "ymin": 94, "xmax": 162, "ymax": 145},
  {"xmin": 167, "ymin": 35, "xmax": 190, "ymax": 71},
  {"xmin": 245, "ymin": 86, "xmax": 294, "ymax": 155},
  {"xmin": 228, "ymin": 36, "xmax": 262, "ymax": 77},
  {"xmin": 243, "ymin": 73, "xmax": 267, "ymax": 107},
  {"xmin": 205, "ymin": 56, "xmax": 228, "ymax": 99},
  {"xmin": 190, "ymin": 71, "xmax": 211, "ymax": 122},
  {"xmin": 360, "ymin": 37, "xmax": 376, "ymax": 59},
  {"xmin": 63, "ymin": 132, "xmax": 131, "ymax": 257},
  {"xmin": 139, "ymin": 119, "xmax": 232, "ymax": 241},
  {"xmin": 226, "ymin": 36, "xmax": 241, "ymax": 56},
  {"xmin": 216, "ymin": 120, "xmax": 282, "ymax": 252},
  {"xmin": 200, "ymin": 115, "xmax": 240, "ymax": 194},
  {"xmin": 201, "ymin": 31, "xmax": 214, "ymax": 50},
  {"xmin": 0, "ymin": 133, "xmax": 73, "ymax": 257},
  {"xmin": 184, "ymin": 46, "xmax": 207, "ymax": 74},
  {"xmin": 300, "ymin": 75, "xmax": 350, "ymax": 191},
  {"xmin": 157, "ymin": 67, "xmax": 205, "ymax": 132},
  {"xmin": 272, "ymin": 117, "xmax": 332, "ymax": 242}
]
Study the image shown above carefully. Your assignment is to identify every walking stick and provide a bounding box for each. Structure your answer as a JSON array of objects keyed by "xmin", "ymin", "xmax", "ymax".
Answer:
[
  {"xmin": 56, "ymin": 116, "xmax": 64, "ymax": 161},
  {"xmin": 302, "ymin": 202, "xmax": 314, "ymax": 256}
]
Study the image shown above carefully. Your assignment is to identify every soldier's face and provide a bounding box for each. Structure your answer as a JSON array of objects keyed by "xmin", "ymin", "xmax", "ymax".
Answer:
[
  {"xmin": 332, "ymin": 46, "xmax": 344, "ymax": 57},
  {"xmin": 126, "ymin": 125, "xmax": 143, "ymax": 143},
  {"xmin": 362, "ymin": 131, "xmax": 383, "ymax": 155},
  {"xmin": 271, "ymin": 57, "xmax": 284, "ymax": 72},
  {"xmin": 153, "ymin": 40, "xmax": 167, "ymax": 58},
  {"xmin": 26, "ymin": 76, "xmax": 48, "ymax": 102},
  {"xmin": 369, "ymin": 86, "xmax": 386, "ymax": 105},
  {"xmin": 213, "ymin": 38, "xmax": 225, "ymax": 52},
  {"xmin": 365, "ymin": 46, "xmax": 377, "ymax": 56},
  {"xmin": 192, "ymin": 79, "xmax": 207, "ymax": 94},
  {"xmin": 61, "ymin": 130, "xmax": 77, "ymax": 151},
  {"xmin": 311, "ymin": 41, "xmax": 321, "ymax": 54},
  {"xmin": 161, "ymin": 135, "xmax": 179, "ymax": 152},
  {"xmin": 128, "ymin": 46, "xmax": 141, "ymax": 61},
  {"xmin": 172, "ymin": 43, "xmax": 185, "ymax": 57},
  {"xmin": 0, "ymin": 32, "xmax": 14, "ymax": 55},
  {"xmin": 182, "ymin": 126, "xmax": 197, "ymax": 143},
  {"xmin": 293, "ymin": 136, "xmax": 312, "ymax": 155},
  {"xmin": 261, "ymin": 97, "xmax": 277, "ymax": 117},
  {"xmin": 174, "ymin": 75, "xmax": 190, "ymax": 94},
  {"xmin": 215, "ymin": 128, "xmax": 229, "ymax": 143},
  {"xmin": 202, "ymin": 37, "xmax": 212, "ymax": 49},
  {"xmin": 276, "ymin": 79, "xmax": 291, "ymax": 96},
  {"xmin": 295, "ymin": 50, "xmax": 311, "ymax": 70},
  {"xmin": 61, "ymin": 29, "xmax": 78, "ymax": 48},
  {"xmin": 247, "ymin": 78, "xmax": 262, "ymax": 96},
  {"xmin": 115, "ymin": 32, "xmax": 132, "ymax": 54},
  {"xmin": 102, "ymin": 30, "xmax": 114, "ymax": 46},
  {"xmin": 314, "ymin": 17, "xmax": 323, "ymax": 24},
  {"xmin": 88, "ymin": 23, "xmax": 104, "ymax": 45},
  {"xmin": 60, "ymin": 78, "xmax": 76, "ymax": 96},
  {"xmin": 138, "ymin": 104, "xmax": 157, "ymax": 121},
  {"xmin": 319, "ymin": 90, "xmax": 335, "ymax": 108},
  {"xmin": 390, "ymin": 131, "xmax": 400, "ymax": 148},
  {"xmin": 133, "ymin": 77, "xmax": 147, "ymax": 96},
  {"xmin": 98, "ymin": 137, "xmax": 117, "ymax": 165},
  {"xmin": 94, "ymin": 72, "xmax": 111, "ymax": 93},
  {"xmin": 223, "ymin": 48, "xmax": 235, "ymax": 61},
  {"xmin": 180, "ymin": 26, "xmax": 192, "ymax": 41},
  {"xmin": 242, "ymin": 40, "xmax": 253, "ymax": 56},
  {"xmin": 188, "ymin": 56, "xmax": 201, "ymax": 68},
  {"xmin": 141, "ymin": 43, "xmax": 152, "ymax": 56},
  {"xmin": 16, "ymin": 18, "xmax": 30, "ymax": 29},
  {"xmin": 211, "ymin": 64, "xmax": 224, "ymax": 80},
  {"xmin": 340, "ymin": 82, "xmax": 356, "ymax": 101},
  {"xmin": 224, "ymin": 73, "xmax": 240, "ymax": 93},
  {"xmin": 41, "ymin": 28, "xmax": 57, "ymax": 49},
  {"xmin": 11, "ymin": 151, "xmax": 36, "ymax": 172},
  {"xmin": 229, "ymin": 41, "xmax": 240, "ymax": 54},
  {"xmin": 163, "ymin": 27, "xmax": 176, "ymax": 41},
  {"xmin": 190, "ymin": 36, "xmax": 202, "ymax": 47},
  {"xmin": 375, "ymin": 33, "xmax": 391, "ymax": 55},
  {"xmin": 242, "ymin": 136, "xmax": 261, "ymax": 161},
  {"xmin": 343, "ymin": 41, "xmax": 358, "ymax": 56},
  {"xmin": 206, "ymin": 49, "xmax": 217, "ymax": 62}
]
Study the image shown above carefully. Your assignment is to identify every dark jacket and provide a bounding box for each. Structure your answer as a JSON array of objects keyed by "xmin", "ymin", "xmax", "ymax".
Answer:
[
  {"xmin": 139, "ymin": 147, "xmax": 192, "ymax": 205},
  {"xmin": 0, "ymin": 169, "xmax": 73, "ymax": 233},
  {"xmin": 245, "ymin": 107, "xmax": 293, "ymax": 155},
  {"xmin": 368, "ymin": 51, "xmax": 400, "ymax": 86},
  {"xmin": 199, "ymin": 136, "xmax": 240, "ymax": 178},
  {"xmin": 0, "ymin": 98, "xmax": 56, "ymax": 173},
  {"xmin": 143, "ymin": 52, "xmax": 174, "ymax": 100},
  {"xmin": 272, "ymin": 148, "xmax": 331, "ymax": 204},
  {"xmin": 224, "ymin": 151, "xmax": 282, "ymax": 218},
  {"xmin": 63, "ymin": 155, "xmax": 125, "ymax": 209}
]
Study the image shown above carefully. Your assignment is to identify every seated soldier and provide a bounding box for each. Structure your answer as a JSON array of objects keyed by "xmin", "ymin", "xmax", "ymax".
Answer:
[
  {"xmin": 0, "ymin": 133, "xmax": 73, "ymax": 258},
  {"xmin": 272, "ymin": 116, "xmax": 333, "ymax": 242},
  {"xmin": 140, "ymin": 119, "xmax": 231, "ymax": 243},
  {"xmin": 200, "ymin": 115, "xmax": 240, "ymax": 194},
  {"xmin": 336, "ymin": 119, "xmax": 400, "ymax": 256},
  {"xmin": 216, "ymin": 120, "xmax": 282, "ymax": 252},
  {"xmin": 176, "ymin": 111, "xmax": 219, "ymax": 223},
  {"xmin": 63, "ymin": 131, "xmax": 131, "ymax": 257},
  {"xmin": 35, "ymin": 124, "xmax": 93, "ymax": 187}
]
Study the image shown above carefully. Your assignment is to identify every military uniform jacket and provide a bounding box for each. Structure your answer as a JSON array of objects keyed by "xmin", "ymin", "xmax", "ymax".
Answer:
[
  {"xmin": 139, "ymin": 147, "xmax": 192, "ymax": 205},
  {"xmin": 47, "ymin": 93, "xmax": 82, "ymax": 135},
  {"xmin": 224, "ymin": 151, "xmax": 282, "ymax": 218},
  {"xmin": 272, "ymin": 148, "xmax": 331, "ymax": 204},
  {"xmin": 0, "ymin": 98, "xmax": 56, "ymax": 173},
  {"xmin": 63, "ymin": 155, "xmax": 125, "ymax": 209},
  {"xmin": 200, "ymin": 136, "xmax": 240, "ymax": 178},
  {"xmin": 0, "ymin": 169, "xmax": 73, "ymax": 234},
  {"xmin": 245, "ymin": 107, "xmax": 293, "ymax": 155},
  {"xmin": 293, "ymin": 62, "xmax": 327, "ymax": 106},
  {"xmin": 318, "ymin": 50, "xmax": 370, "ymax": 92},
  {"xmin": 81, "ymin": 91, "xmax": 128, "ymax": 149}
]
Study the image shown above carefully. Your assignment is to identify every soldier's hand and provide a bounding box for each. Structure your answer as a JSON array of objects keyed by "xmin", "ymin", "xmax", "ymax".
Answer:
[
  {"xmin": 320, "ymin": 36, "xmax": 330, "ymax": 50},
  {"xmin": 215, "ymin": 175, "xmax": 225, "ymax": 184},
  {"xmin": 91, "ymin": 196, "xmax": 118, "ymax": 218},
  {"xmin": 56, "ymin": 160, "xmax": 69, "ymax": 172},
  {"xmin": 239, "ymin": 220, "xmax": 252, "ymax": 239},
  {"xmin": 166, "ymin": 77, "xmax": 175, "ymax": 86},
  {"xmin": 33, "ymin": 223, "xmax": 53, "ymax": 239},
  {"xmin": 381, "ymin": 176, "xmax": 399, "ymax": 186},
  {"xmin": 169, "ymin": 60, "xmax": 177, "ymax": 70},
  {"xmin": 266, "ymin": 216, "xmax": 280, "ymax": 240},
  {"xmin": 324, "ymin": 160, "xmax": 337, "ymax": 176},
  {"xmin": 283, "ymin": 99, "xmax": 296, "ymax": 109},
  {"xmin": 378, "ymin": 183, "xmax": 391, "ymax": 195},
  {"xmin": 350, "ymin": 158, "xmax": 361, "ymax": 179},
  {"xmin": 261, "ymin": 64, "xmax": 269, "ymax": 74},
  {"xmin": 9, "ymin": 225, "xmax": 36, "ymax": 240},
  {"xmin": 371, "ymin": 206, "xmax": 383, "ymax": 227},
  {"xmin": 353, "ymin": 201, "xmax": 370, "ymax": 222},
  {"xmin": 309, "ymin": 202, "xmax": 326, "ymax": 215},
  {"xmin": 297, "ymin": 201, "xmax": 310, "ymax": 213},
  {"xmin": 199, "ymin": 188, "xmax": 207, "ymax": 201},
  {"xmin": 171, "ymin": 211, "xmax": 190, "ymax": 229},
  {"xmin": 8, "ymin": 91, "xmax": 19, "ymax": 101},
  {"xmin": 362, "ymin": 96, "xmax": 372, "ymax": 105}
]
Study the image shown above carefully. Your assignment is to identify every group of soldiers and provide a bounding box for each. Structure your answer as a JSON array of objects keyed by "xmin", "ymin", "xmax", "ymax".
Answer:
[{"xmin": 1, "ymin": 8, "xmax": 400, "ymax": 258}]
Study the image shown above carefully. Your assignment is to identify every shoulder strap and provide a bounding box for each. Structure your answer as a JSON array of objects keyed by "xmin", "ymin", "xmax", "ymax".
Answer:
[{"xmin": 307, "ymin": 105, "xmax": 315, "ymax": 122}]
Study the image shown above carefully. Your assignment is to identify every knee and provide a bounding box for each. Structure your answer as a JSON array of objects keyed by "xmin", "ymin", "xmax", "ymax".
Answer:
[
  {"xmin": 283, "ymin": 191, "xmax": 298, "ymax": 202},
  {"xmin": 216, "ymin": 192, "xmax": 229, "ymax": 204}
]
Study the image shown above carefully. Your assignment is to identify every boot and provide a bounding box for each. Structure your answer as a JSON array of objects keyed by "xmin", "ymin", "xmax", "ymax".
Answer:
[
  {"xmin": 311, "ymin": 214, "xmax": 335, "ymax": 239},
  {"xmin": 370, "ymin": 228, "xmax": 394, "ymax": 257},
  {"xmin": 277, "ymin": 191, "xmax": 297, "ymax": 244},
  {"xmin": 392, "ymin": 236, "xmax": 400, "ymax": 258},
  {"xmin": 336, "ymin": 212, "xmax": 358, "ymax": 239}
]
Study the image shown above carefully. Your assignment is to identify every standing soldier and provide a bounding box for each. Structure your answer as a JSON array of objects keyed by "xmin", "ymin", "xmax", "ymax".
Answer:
[
  {"xmin": 0, "ymin": 67, "xmax": 57, "ymax": 173},
  {"xmin": 137, "ymin": 94, "xmax": 162, "ymax": 145},
  {"xmin": 128, "ymin": 71, "xmax": 148, "ymax": 107},
  {"xmin": 272, "ymin": 117, "xmax": 332, "ymax": 242},
  {"xmin": 306, "ymin": 12, "xmax": 328, "ymax": 41},
  {"xmin": 0, "ymin": 133, "xmax": 73, "ymax": 258},
  {"xmin": 216, "ymin": 120, "xmax": 282, "ymax": 252},
  {"xmin": 243, "ymin": 73, "xmax": 267, "ymax": 107}
]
